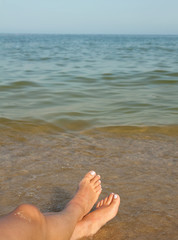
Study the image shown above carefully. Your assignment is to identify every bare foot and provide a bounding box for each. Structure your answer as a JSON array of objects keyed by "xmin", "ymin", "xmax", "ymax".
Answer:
[
  {"xmin": 68, "ymin": 171, "xmax": 102, "ymax": 220},
  {"xmin": 70, "ymin": 193, "xmax": 120, "ymax": 240}
]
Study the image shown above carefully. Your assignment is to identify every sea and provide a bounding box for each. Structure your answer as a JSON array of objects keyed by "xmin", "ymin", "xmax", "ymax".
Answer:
[{"xmin": 0, "ymin": 34, "xmax": 178, "ymax": 239}]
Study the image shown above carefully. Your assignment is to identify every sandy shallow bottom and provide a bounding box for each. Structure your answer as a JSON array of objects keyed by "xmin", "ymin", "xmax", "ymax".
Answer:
[{"xmin": 0, "ymin": 123, "xmax": 178, "ymax": 240}]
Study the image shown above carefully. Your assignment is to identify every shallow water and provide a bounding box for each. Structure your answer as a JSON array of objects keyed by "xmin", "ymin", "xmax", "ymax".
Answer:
[
  {"xmin": 0, "ymin": 121, "xmax": 178, "ymax": 239},
  {"xmin": 0, "ymin": 34, "xmax": 178, "ymax": 239}
]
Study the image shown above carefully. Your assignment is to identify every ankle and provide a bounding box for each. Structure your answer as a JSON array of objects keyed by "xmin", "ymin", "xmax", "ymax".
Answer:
[{"xmin": 66, "ymin": 200, "xmax": 85, "ymax": 221}]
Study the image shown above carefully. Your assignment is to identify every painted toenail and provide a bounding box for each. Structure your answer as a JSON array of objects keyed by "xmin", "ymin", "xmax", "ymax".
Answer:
[
  {"xmin": 90, "ymin": 171, "xmax": 96, "ymax": 176},
  {"xmin": 114, "ymin": 194, "xmax": 118, "ymax": 199}
]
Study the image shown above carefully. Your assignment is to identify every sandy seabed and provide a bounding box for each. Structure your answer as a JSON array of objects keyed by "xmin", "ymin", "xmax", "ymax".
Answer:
[{"xmin": 0, "ymin": 124, "xmax": 178, "ymax": 240}]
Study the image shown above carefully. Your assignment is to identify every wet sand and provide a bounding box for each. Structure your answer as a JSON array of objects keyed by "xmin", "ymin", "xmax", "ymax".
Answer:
[{"xmin": 0, "ymin": 122, "xmax": 178, "ymax": 239}]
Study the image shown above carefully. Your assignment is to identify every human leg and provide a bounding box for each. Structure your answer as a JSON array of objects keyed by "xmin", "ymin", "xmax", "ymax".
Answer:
[
  {"xmin": 44, "ymin": 171, "xmax": 102, "ymax": 240},
  {"xmin": 0, "ymin": 171, "xmax": 102, "ymax": 240},
  {"xmin": 0, "ymin": 204, "xmax": 46, "ymax": 240}
]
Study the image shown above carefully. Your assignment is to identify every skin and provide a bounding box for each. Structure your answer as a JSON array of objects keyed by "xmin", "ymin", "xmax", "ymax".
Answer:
[
  {"xmin": 71, "ymin": 193, "xmax": 120, "ymax": 240},
  {"xmin": 0, "ymin": 171, "xmax": 120, "ymax": 240}
]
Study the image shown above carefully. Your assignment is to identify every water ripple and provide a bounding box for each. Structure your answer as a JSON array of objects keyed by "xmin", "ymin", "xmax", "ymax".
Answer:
[{"xmin": 0, "ymin": 34, "xmax": 178, "ymax": 129}]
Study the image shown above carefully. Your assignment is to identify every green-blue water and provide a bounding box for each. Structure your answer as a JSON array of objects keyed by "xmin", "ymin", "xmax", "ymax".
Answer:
[
  {"xmin": 0, "ymin": 34, "xmax": 178, "ymax": 129},
  {"xmin": 0, "ymin": 35, "xmax": 178, "ymax": 240}
]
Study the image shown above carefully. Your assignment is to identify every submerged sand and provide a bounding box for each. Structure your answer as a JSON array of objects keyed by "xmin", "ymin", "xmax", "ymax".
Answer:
[{"xmin": 0, "ymin": 122, "xmax": 178, "ymax": 240}]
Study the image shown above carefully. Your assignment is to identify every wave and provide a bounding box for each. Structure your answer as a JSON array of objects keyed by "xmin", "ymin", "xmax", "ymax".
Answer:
[
  {"xmin": 0, "ymin": 81, "xmax": 41, "ymax": 90},
  {"xmin": 0, "ymin": 118, "xmax": 177, "ymax": 137}
]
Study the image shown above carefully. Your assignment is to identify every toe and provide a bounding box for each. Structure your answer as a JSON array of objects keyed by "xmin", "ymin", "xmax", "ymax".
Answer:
[
  {"xmin": 97, "ymin": 199, "xmax": 104, "ymax": 208},
  {"xmin": 104, "ymin": 196, "xmax": 108, "ymax": 205},
  {"xmin": 113, "ymin": 194, "xmax": 120, "ymax": 202},
  {"xmin": 99, "ymin": 199, "xmax": 104, "ymax": 207},
  {"xmin": 112, "ymin": 194, "xmax": 120, "ymax": 206},
  {"xmin": 94, "ymin": 179, "xmax": 101, "ymax": 188},
  {"xmin": 91, "ymin": 174, "xmax": 101, "ymax": 184},
  {"xmin": 84, "ymin": 171, "xmax": 96, "ymax": 181},
  {"xmin": 96, "ymin": 200, "xmax": 101, "ymax": 208},
  {"xmin": 106, "ymin": 193, "xmax": 114, "ymax": 205}
]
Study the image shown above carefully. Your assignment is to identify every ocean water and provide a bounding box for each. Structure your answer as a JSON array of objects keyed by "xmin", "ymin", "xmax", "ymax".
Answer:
[
  {"xmin": 0, "ymin": 34, "xmax": 178, "ymax": 128},
  {"xmin": 0, "ymin": 34, "xmax": 178, "ymax": 239}
]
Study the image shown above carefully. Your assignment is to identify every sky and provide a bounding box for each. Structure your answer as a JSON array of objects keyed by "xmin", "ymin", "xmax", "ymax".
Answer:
[{"xmin": 0, "ymin": 0, "xmax": 178, "ymax": 34}]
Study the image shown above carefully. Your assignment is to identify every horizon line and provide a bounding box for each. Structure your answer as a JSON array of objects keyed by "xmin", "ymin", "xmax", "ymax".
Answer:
[{"xmin": 1, "ymin": 32, "xmax": 178, "ymax": 36}]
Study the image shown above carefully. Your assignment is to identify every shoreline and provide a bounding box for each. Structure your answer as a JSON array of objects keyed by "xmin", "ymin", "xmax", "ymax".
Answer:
[{"xmin": 0, "ymin": 117, "xmax": 178, "ymax": 136}]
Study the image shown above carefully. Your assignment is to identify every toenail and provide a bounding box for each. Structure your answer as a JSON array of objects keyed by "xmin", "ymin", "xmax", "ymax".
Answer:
[
  {"xmin": 114, "ymin": 194, "xmax": 118, "ymax": 199},
  {"xmin": 98, "ymin": 180, "xmax": 101, "ymax": 183},
  {"xmin": 90, "ymin": 171, "xmax": 96, "ymax": 176}
]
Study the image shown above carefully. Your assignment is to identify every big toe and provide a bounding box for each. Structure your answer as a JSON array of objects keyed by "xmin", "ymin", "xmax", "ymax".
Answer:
[
  {"xmin": 84, "ymin": 170, "xmax": 97, "ymax": 181},
  {"xmin": 105, "ymin": 193, "xmax": 120, "ymax": 210},
  {"xmin": 113, "ymin": 194, "xmax": 120, "ymax": 202},
  {"xmin": 111, "ymin": 194, "xmax": 120, "ymax": 209}
]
